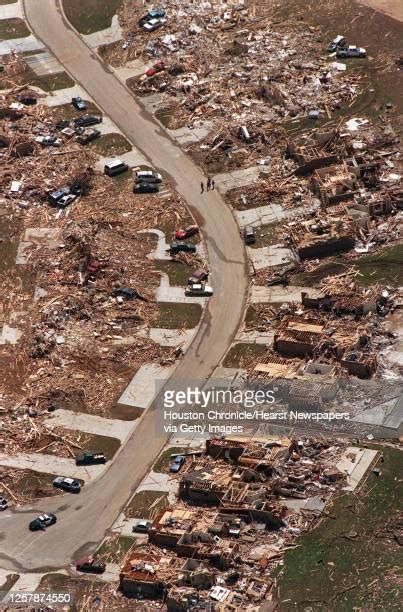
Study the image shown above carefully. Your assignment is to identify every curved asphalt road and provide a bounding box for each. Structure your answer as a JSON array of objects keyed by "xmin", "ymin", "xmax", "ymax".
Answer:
[{"xmin": 0, "ymin": 1, "xmax": 248, "ymax": 571}]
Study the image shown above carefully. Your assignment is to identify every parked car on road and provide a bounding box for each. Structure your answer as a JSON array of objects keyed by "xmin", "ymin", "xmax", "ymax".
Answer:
[
  {"xmin": 0, "ymin": 497, "xmax": 8, "ymax": 511},
  {"xmin": 29, "ymin": 513, "xmax": 57, "ymax": 531},
  {"xmin": 134, "ymin": 182, "xmax": 159, "ymax": 194},
  {"xmin": 326, "ymin": 35, "xmax": 346, "ymax": 53},
  {"xmin": 188, "ymin": 268, "xmax": 208, "ymax": 285},
  {"xmin": 76, "ymin": 557, "xmax": 105, "ymax": 574},
  {"xmin": 72, "ymin": 96, "xmax": 86, "ymax": 111},
  {"xmin": 76, "ymin": 452, "xmax": 106, "ymax": 466},
  {"xmin": 185, "ymin": 283, "xmax": 213, "ymax": 296},
  {"xmin": 142, "ymin": 17, "xmax": 167, "ymax": 32},
  {"xmin": 169, "ymin": 455, "xmax": 186, "ymax": 473},
  {"xmin": 74, "ymin": 114, "xmax": 102, "ymax": 127},
  {"xmin": 336, "ymin": 46, "xmax": 366, "ymax": 58},
  {"xmin": 76, "ymin": 128, "xmax": 101, "ymax": 145},
  {"xmin": 53, "ymin": 477, "xmax": 81, "ymax": 493},
  {"xmin": 243, "ymin": 226, "xmax": 256, "ymax": 245},
  {"xmin": 135, "ymin": 170, "xmax": 162, "ymax": 183},
  {"xmin": 175, "ymin": 225, "xmax": 199, "ymax": 240},
  {"xmin": 168, "ymin": 242, "xmax": 196, "ymax": 255},
  {"xmin": 132, "ymin": 520, "xmax": 152, "ymax": 533},
  {"xmin": 104, "ymin": 159, "xmax": 129, "ymax": 176}
]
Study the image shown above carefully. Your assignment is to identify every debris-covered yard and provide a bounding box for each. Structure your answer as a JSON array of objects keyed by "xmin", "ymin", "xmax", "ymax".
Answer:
[{"xmin": 0, "ymin": 76, "xmax": 202, "ymax": 499}]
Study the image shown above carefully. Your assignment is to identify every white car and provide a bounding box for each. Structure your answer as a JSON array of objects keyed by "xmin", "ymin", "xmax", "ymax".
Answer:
[
  {"xmin": 185, "ymin": 283, "xmax": 213, "ymax": 296},
  {"xmin": 135, "ymin": 170, "xmax": 162, "ymax": 183},
  {"xmin": 142, "ymin": 17, "xmax": 167, "ymax": 32}
]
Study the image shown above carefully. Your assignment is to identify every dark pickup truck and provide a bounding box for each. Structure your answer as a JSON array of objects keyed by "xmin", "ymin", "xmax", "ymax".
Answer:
[{"xmin": 76, "ymin": 452, "xmax": 106, "ymax": 466}]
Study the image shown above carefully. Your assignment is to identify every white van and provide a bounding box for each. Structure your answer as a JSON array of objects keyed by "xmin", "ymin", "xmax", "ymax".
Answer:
[{"xmin": 104, "ymin": 159, "xmax": 129, "ymax": 177}]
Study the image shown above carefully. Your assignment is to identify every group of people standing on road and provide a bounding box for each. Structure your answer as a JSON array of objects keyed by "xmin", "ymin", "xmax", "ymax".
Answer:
[{"xmin": 201, "ymin": 176, "xmax": 215, "ymax": 194}]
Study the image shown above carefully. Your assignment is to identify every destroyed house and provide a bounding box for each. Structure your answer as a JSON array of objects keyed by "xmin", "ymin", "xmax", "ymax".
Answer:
[
  {"xmin": 273, "ymin": 321, "xmax": 326, "ymax": 357},
  {"xmin": 176, "ymin": 558, "xmax": 215, "ymax": 590},
  {"xmin": 341, "ymin": 350, "xmax": 377, "ymax": 379},
  {"xmin": 119, "ymin": 550, "xmax": 175, "ymax": 598},
  {"xmin": 147, "ymin": 507, "xmax": 237, "ymax": 569},
  {"xmin": 176, "ymin": 530, "xmax": 238, "ymax": 570},
  {"xmin": 289, "ymin": 217, "xmax": 355, "ymax": 260},
  {"xmin": 149, "ymin": 508, "xmax": 195, "ymax": 548},
  {"xmin": 206, "ymin": 438, "xmax": 245, "ymax": 462},
  {"xmin": 166, "ymin": 587, "xmax": 212, "ymax": 612},
  {"xmin": 179, "ymin": 467, "xmax": 228, "ymax": 504},
  {"xmin": 301, "ymin": 290, "xmax": 378, "ymax": 317},
  {"xmin": 311, "ymin": 164, "xmax": 358, "ymax": 207},
  {"xmin": 286, "ymin": 131, "xmax": 340, "ymax": 176}
]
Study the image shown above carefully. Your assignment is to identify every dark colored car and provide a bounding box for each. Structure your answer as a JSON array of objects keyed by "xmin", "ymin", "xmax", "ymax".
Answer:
[
  {"xmin": 188, "ymin": 268, "xmax": 208, "ymax": 285},
  {"xmin": 133, "ymin": 182, "xmax": 159, "ymax": 194},
  {"xmin": 132, "ymin": 520, "xmax": 152, "ymax": 533},
  {"xmin": 74, "ymin": 114, "xmax": 102, "ymax": 127},
  {"xmin": 114, "ymin": 287, "xmax": 147, "ymax": 301},
  {"xmin": 72, "ymin": 96, "xmax": 87, "ymax": 111},
  {"xmin": 53, "ymin": 477, "xmax": 81, "ymax": 493},
  {"xmin": 243, "ymin": 226, "xmax": 256, "ymax": 245},
  {"xmin": 168, "ymin": 242, "xmax": 197, "ymax": 255},
  {"xmin": 169, "ymin": 455, "xmax": 186, "ymax": 473},
  {"xmin": 76, "ymin": 128, "xmax": 101, "ymax": 145},
  {"xmin": 29, "ymin": 513, "xmax": 57, "ymax": 531},
  {"xmin": 336, "ymin": 46, "xmax": 366, "ymax": 58},
  {"xmin": 76, "ymin": 557, "xmax": 106, "ymax": 574},
  {"xmin": 55, "ymin": 120, "xmax": 71, "ymax": 130},
  {"xmin": 19, "ymin": 94, "xmax": 37, "ymax": 105},
  {"xmin": 48, "ymin": 186, "xmax": 70, "ymax": 206},
  {"xmin": 175, "ymin": 225, "xmax": 199, "ymax": 240},
  {"xmin": 0, "ymin": 497, "xmax": 8, "ymax": 511},
  {"xmin": 76, "ymin": 452, "xmax": 107, "ymax": 466}
]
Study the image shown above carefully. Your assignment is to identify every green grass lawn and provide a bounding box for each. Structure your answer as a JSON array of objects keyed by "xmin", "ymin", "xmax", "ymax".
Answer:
[
  {"xmin": 248, "ymin": 222, "xmax": 282, "ymax": 249},
  {"xmin": 0, "ymin": 18, "xmax": 30, "ymax": 39},
  {"xmin": 63, "ymin": 0, "xmax": 123, "ymax": 35},
  {"xmin": 274, "ymin": 445, "xmax": 402, "ymax": 610},
  {"xmin": 157, "ymin": 261, "xmax": 192, "ymax": 286},
  {"xmin": 155, "ymin": 302, "xmax": 202, "ymax": 329},
  {"xmin": 88, "ymin": 132, "xmax": 131, "ymax": 156}
]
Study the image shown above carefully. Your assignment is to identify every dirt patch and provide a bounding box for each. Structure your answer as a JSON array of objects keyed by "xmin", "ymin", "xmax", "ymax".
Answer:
[
  {"xmin": 358, "ymin": 0, "xmax": 403, "ymax": 22},
  {"xmin": 0, "ymin": 18, "xmax": 30, "ymax": 40},
  {"xmin": 0, "ymin": 468, "xmax": 62, "ymax": 504},
  {"xmin": 223, "ymin": 342, "xmax": 268, "ymax": 368},
  {"xmin": 125, "ymin": 489, "xmax": 169, "ymax": 519}
]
